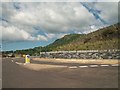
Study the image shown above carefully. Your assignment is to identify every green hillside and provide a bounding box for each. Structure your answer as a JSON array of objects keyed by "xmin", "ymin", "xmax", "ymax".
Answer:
[
  {"xmin": 42, "ymin": 23, "xmax": 119, "ymax": 51},
  {"xmin": 3, "ymin": 23, "xmax": 119, "ymax": 55},
  {"xmin": 54, "ymin": 24, "xmax": 119, "ymax": 50},
  {"xmin": 42, "ymin": 34, "xmax": 85, "ymax": 51}
]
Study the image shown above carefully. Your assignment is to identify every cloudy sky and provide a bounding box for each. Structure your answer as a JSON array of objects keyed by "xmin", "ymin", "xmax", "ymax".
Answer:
[{"xmin": 0, "ymin": 2, "xmax": 118, "ymax": 51}]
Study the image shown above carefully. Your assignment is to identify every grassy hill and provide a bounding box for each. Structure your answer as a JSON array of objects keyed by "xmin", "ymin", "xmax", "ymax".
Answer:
[
  {"xmin": 54, "ymin": 24, "xmax": 119, "ymax": 50},
  {"xmin": 3, "ymin": 23, "xmax": 119, "ymax": 55},
  {"xmin": 42, "ymin": 34, "xmax": 85, "ymax": 51},
  {"xmin": 43, "ymin": 23, "xmax": 119, "ymax": 51}
]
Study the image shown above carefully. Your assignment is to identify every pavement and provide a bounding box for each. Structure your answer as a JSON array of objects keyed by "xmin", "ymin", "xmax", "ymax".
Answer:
[
  {"xmin": 0, "ymin": 56, "xmax": 2, "ymax": 90},
  {"xmin": 2, "ymin": 57, "xmax": 119, "ymax": 88}
]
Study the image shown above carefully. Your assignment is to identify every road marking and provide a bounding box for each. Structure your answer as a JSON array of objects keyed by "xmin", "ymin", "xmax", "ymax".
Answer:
[
  {"xmin": 11, "ymin": 60, "xmax": 14, "ymax": 62},
  {"xmin": 90, "ymin": 65, "xmax": 98, "ymax": 67},
  {"xmin": 79, "ymin": 66, "xmax": 88, "ymax": 68},
  {"xmin": 24, "ymin": 63, "xmax": 27, "ymax": 65},
  {"xmin": 69, "ymin": 66, "xmax": 78, "ymax": 69},
  {"xmin": 100, "ymin": 65, "xmax": 109, "ymax": 67},
  {"xmin": 111, "ymin": 64, "xmax": 119, "ymax": 67},
  {"xmin": 15, "ymin": 62, "xmax": 23, "ymax": 65},
  {"xmin": 54, "ymin": 66, "xmax": 68, "ymax": 68}
]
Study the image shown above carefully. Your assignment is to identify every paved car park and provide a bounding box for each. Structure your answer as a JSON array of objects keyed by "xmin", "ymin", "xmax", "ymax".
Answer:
[
  {"xmin": 2, "ymin": 57, "xmax": 119, "ymax": 88},
  {"xmin": 0, "ymin": 56, "xmax": 2, "ymax": 90}
]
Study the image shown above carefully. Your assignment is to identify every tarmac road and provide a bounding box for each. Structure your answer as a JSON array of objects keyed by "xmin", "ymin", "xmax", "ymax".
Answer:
[
  {"xmin": 0, "ymin": 56, "xmax": 2, "ymax": 89},
  {"xmin": 2, "ymin": 57, "xmax": 119, "ymax": 88}
]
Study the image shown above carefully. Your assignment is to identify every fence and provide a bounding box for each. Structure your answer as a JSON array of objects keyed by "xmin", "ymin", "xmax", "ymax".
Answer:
[{"xmin": 39, "ymin": 49, "xmax": 120, "ymax": 59}]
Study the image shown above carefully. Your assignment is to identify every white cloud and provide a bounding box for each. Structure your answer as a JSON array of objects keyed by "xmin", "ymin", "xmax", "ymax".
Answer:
[
  {"xmin": 36, "ymin": 35, "xmax": 48, "ymax": 41},
  {"xmin": 45, "ymin": 33, "xmax": 67, "ymax": 39},
  {"xmin": 1, "ymin": 0, "xmax": 119, "ymax": 2},
  {"xmin": 1, "ymin": 2, "xmax": 118, "ymax": 42},
  {"xmin": 1, "ymin": 25, "xmax": 47, "ymax": 41},
  {"xmin": 94, "ymin": 2, "xmax": 118, "ymax": 24}
]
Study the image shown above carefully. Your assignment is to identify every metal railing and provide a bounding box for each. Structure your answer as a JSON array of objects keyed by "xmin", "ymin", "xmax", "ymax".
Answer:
[{"xmin": 40, "ymin": 49, "xmax": 120, "ymax": 54}]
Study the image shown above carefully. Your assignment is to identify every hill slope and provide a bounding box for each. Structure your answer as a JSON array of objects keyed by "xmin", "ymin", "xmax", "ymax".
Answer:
[
  {"xmin": 43, "ymin": 34, "xmax": 85, "ymax": 51},
  {"xmin": 4, "ymin": 23, "xmax": 119, "ymax": 55},
  {"xmin": 43, "ymin": 23, "xmax": 119, "ymax": 51},
  {"xmin": 55, "ymin": 24, "xmax": 119, "ymax": 50}
]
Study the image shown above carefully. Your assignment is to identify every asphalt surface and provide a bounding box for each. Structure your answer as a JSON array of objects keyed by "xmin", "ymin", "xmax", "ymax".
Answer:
[
  {"xmin": 2, "ymin": 57, "xmax": 119, "ymax": 88},
  {"xmin": 0, "ymin": 56, "xmax": 2, "ymax": 89}
]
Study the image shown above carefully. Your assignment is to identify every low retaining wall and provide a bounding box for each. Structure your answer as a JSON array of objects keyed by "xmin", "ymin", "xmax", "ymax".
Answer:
[{"xmin": 40, "ymin": 50, "xmax": 120, "ymax": 59}]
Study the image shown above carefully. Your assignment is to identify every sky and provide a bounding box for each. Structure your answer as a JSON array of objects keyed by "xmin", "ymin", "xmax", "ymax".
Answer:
[{"xmin": 0, "ymin": 1, "xmax": 118, "ymax": 51}]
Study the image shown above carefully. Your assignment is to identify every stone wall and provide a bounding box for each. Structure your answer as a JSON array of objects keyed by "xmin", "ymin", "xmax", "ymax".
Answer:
[{"xmin": 40, "ymin": 50, "xmax": 120, "ymax": 59}]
